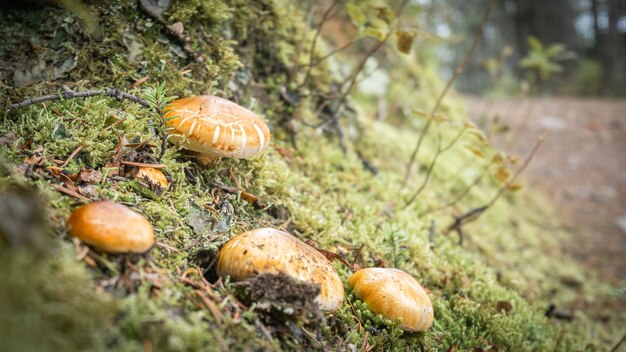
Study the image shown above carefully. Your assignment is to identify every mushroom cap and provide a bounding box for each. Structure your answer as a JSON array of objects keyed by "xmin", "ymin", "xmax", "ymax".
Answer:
[
  {"xmin": 216, "ymin": 228, "xmax": 344, "ymax": 311},
  {"xmin": 136, "ymin": 167, "xmax": 169, "ymax": 189},
  {"xmin": 163, "ymin": 95, "xmax": 271, "ymax": 159},
  {"xmin": 67, "ymin": 200, "xmax": 155, "ymax": 254},
  {"xmin": 348, "ymin": 268, "xmax": 434, "ymax": 332}
]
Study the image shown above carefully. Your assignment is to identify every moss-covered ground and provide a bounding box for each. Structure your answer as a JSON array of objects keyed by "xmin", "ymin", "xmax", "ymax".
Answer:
[{"xmin": 1, "ymin": 1, "xmax": 624, "ymax": 351}]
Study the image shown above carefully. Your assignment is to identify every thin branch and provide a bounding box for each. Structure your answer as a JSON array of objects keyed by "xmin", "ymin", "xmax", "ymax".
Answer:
[
  {"xmin": 405, "ymin": 129, "xmax": 442, "ymax": 205},
  {"xmin": 428, "ymin": 219, "xmax": 436, "ymax": 249},
  {"xmin": 610, "ymin": 331, "xmax": 626, "ymax": 352},
  {"xmin": 353, "ymin": 52, "xmax": 388, "ymax": 86},
  {"xmin": 9, "ymin": 88, "xmax": 149, "ymax": 110},
  {"xmin": 328, "ymin": 0, "xmax": 411, "ymax": 114},
  {"xmin": 402, "ymin": 0, "xmax": 495, "ymax": 189},
  {"xmin": 314, "ymin": 0, "xmax": 410, "ymax": 154},
  {"xmin": 299, "ymin": 0, "xmax": 338, "ymax": 88},
  {"xmin": 305, "ymin": 40, "xmax": 356, "ymax": 68},
  {"xmin": 405, "ymin": 125, "xmax": 466, "ymax": 206},
  {"xmin": 485, "ymin": 132, "xmax": 545, "ymax": 209},
  {"xmin": 287, "ymin": 3, "xmax": 315, "ymax": 85},
  {"xmin": 419, "ymin": 174, "xmax": 483, "ymax": 216},
  {"xmin": 443, "ymin": 133, "xmax": 545, "ymax": 245}
]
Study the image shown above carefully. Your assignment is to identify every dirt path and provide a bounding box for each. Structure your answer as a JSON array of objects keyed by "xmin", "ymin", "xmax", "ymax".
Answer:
[{"xmin": 464, "ymin": 96, "xmax": 626, "ymax": 284}]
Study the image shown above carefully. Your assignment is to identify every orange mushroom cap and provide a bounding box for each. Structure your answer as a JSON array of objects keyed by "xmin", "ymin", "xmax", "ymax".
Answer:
[
  {"xmin": 67, "ymin": 200, "xmax": 155, "ymax": 254},
  {"xmin": 163, "ymin": 96, "xmax": 271, "ymax": 159},
  {"xmin": 216, "ymin": 228, "xmax": 344, "ymax": 312},
  {"xmin": 136, "ymin": 167, "xmax": 169, "ymax": 190},
  {"xmin": 348, "ymin": 268, "xmax": 434, "ymax": 332}
]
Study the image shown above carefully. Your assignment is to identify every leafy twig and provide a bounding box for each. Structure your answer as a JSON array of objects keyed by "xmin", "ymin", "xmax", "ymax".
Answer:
[
  {"xmin": 444, "ymin": 133, "xmax": 545, "ymax": 245},
  {"xmin": 402, "ymin": 0, "xmax": 495, "ymax": 189}
]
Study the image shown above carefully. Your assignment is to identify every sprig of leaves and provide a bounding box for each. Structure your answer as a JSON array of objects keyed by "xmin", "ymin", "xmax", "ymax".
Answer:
[{"xmin": 143, "ymin": 82, "xmax": 178, "ymax": 161}]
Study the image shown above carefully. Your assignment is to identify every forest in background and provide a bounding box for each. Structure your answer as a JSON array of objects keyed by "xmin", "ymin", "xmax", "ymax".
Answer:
[
  {"xmin": 1, "ymin": 0, "xmax": 625, "ymax": 351},
  {"xmin": 429, "ymin": 0, "xmax": 626, "ymax": 96}
]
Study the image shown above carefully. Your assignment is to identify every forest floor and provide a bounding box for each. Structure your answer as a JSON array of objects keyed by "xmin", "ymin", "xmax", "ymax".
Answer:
[{"xmin": 464, "ymin": 96, "xmax": 626, "ymax": 284}]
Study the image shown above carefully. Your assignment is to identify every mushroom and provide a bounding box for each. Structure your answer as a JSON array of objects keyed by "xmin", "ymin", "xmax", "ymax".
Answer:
[
  {"xmin": 216, "ymin": 228, "xmax": 344, "ymax": 312},
  {"xmin": 67, "ymin": 200, "xmax": 155, "ymax": 254},
  {"xmin": 348, "ymin": 268, "xmax": 434, "ymax": 332},
  {"xmin": 135, "ymin": 167, "xmax": 169, "ymax": 190},
  {"xmin": 163, "ymin": 95, "xmax": 271, "ymax": 164}
]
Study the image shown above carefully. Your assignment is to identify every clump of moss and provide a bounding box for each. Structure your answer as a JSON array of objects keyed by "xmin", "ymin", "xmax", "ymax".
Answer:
[{"xmin": 0, "ymin": 0, "xmax": 624, "ymax": 351}]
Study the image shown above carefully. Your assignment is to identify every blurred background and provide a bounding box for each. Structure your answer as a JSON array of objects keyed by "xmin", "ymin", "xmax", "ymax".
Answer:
[{"xmin": 318, "ymin": 0, "xmax": 626, "ymax": 283}]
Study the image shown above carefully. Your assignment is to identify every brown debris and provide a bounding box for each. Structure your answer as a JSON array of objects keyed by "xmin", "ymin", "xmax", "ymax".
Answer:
[{"xmin": 233, "ymin": 272, "xmax": 323, "ymax": 325}]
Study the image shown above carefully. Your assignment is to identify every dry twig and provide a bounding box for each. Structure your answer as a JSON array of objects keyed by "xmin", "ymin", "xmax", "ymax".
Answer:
[
  {"xmin": 9, "ymin": 88, "xmax": 149, "ymax": 110},
  {"xmin": 444, "ymin": 134, "xmax": 545, "ymax": 245},
  {"xmin": 402, "ymin": 0, "xmax": 495, "ymax": 189}
]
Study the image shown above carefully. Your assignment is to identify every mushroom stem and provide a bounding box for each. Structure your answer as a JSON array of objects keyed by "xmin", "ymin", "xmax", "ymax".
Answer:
[{"xmin": 195, "ymin": 153, "xmax": 222, "ymax": 166}]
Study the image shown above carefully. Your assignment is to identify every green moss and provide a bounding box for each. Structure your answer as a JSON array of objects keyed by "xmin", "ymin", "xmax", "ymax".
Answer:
[{"xmin": 0, "ymin": 0, "xmax": 623, "ymax": 351}]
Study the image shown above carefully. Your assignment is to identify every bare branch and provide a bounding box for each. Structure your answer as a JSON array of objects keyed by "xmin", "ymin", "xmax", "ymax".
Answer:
[
  {"xmin": 299, "ymin": 0, "xmax": 339, "ymax": 88},
  {"xmin": 443, "ymin": 133, "xmax": 545, "ymax": 245},
  {"xmin": 420, "ymin": 174, "xmax": 483, "ymax": 216},
  {"xmin": 405, "ymin": 125, "xmax": 467, "ymax": 205},
  {"xmin": 305, "ymin": 40, "xmax": 356, "ymax": 68},
  {"xmin": 402, "ymin": 0, "xmax": 495, "ymax": 188},
  {"xmin": 9, "ymin": 88, "xmax": 150, "ymax": 110},
  {"xmin": 287, "ymin": 3, "xmax": 315, "ymax": 85},
  {"xmin": 610, "ymin": 331, "xmax": 626, "ymax": 352}
]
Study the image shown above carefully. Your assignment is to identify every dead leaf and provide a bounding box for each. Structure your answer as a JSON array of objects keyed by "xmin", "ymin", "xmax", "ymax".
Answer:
[
  {"xmin": 492, "ymin": 154, "xmax": 504, "ymax": 164},
  {"xmin": 506, "ymin": 183, "xmax": 522, "ymax": 192},
  {"xmin": 78, "ymin": 184, "xmax": 98, "ymax": 198},
  {"xmin": 23, "ymin": 146, "xmax": 45, "ymax": 166},
  {"xmin": 396, "ymin": 30, "xmax": 415, "ymax": 54},
  {"xmin": 0, "ymin": 132, "xmax": 17, "ymax": 146},
  {"xmin": 465, "ymin": 146, "xmax": 484, "ymax": 159},
  {"xmin": 79, "ymin": 168, "xmax": 103, "ymax": 183},
  {"xmin": 494, "ymin": 166, "xmax": 510, "ymax": 183}
]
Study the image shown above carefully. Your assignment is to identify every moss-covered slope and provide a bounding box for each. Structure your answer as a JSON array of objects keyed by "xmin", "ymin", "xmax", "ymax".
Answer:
[{"xmin": 0, "ymin": 1, "xmax": 623, "ymax": 351}]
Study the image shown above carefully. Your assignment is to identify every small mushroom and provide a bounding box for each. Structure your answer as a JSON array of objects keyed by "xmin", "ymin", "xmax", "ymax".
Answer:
[
  {"xmin": 216, "ymin": 228, "xmax": 344, "ymax": 311},
  {"xmin": 135, "ymin": 167, "xmax": 169, "ymax": 190},
  {"xmin": 163, "ymin": 95, "xmax": 271, "ymax": 163},
  {"xmin": 348, "ymin": 268, "xmax": 434, "ymax": 332},
  {"xmin": 67, "ymin": 200, "xmax": 155, "ymax": 254}
]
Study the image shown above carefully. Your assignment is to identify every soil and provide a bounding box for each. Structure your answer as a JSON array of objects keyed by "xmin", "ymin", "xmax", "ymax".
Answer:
[
  {"xmin": 464, "ymin": 96, "xmax": 626, "ymax": 284},
  {"xmin": 233, "ymin": 272, "xmax": 323, "ymax": 325}
]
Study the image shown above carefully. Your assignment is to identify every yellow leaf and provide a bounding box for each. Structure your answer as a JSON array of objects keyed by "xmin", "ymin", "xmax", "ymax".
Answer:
[
  {"xmin": 364, "ymin": 26, "xmax": 386, "ymax": 41},
  {"xmin": 465, "ymin": 146, "xmax": 484, "ymax": 159},
  {"xmin": 507, "ymin": 183, "xmax": 522, "ymax": 191},
  {"xmin": 467, "ymin": 130, "xmax": 489, "ymax": 145},
  {"xmin": 494, "ymin": 166, "xmax": 510, "ymax": 183},
  {"xmin": 346, "ymin": 3, "xmax": 366, "ymax": 27},
  {"xmin": 492, "ymin": 154, "xmax": 504, "ymax": 164},
  {"xmin": 376, "ymin": 6, "xmax": 396, "ymax": 24},
  {"xmin": 463, "ymin": 121, "xmax": 478, "ymax": 129}
]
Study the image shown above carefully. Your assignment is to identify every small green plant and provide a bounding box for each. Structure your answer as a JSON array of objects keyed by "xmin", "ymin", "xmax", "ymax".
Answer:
[
  {"xmin": 143, "ymin": 82, "xmax": 178, "ymax": 160},
  {"xmin": 519, "ymin": 36, "xmax": 576, "ymax": 89}
]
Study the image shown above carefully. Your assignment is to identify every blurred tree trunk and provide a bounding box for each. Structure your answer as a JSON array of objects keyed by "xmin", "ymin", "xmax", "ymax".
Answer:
[{"xmin": 603, "ymin": 0, "xmax": 622, "ymax": 95}]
